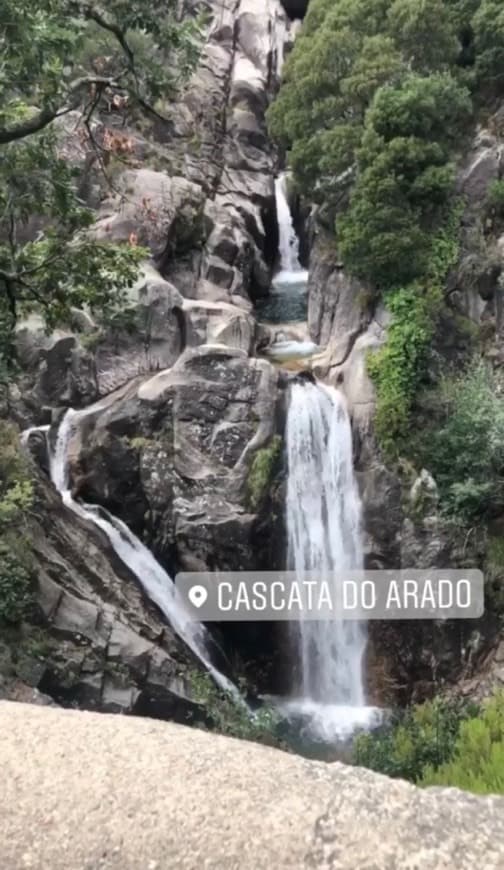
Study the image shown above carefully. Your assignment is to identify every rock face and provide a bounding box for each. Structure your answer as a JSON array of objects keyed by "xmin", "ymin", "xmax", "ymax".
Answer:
[
  {"xmin": 1, "ymin": 702, "xmax": 504, "ymax": 870},
  {"xmin": 13, "ymin": 0, "xmax": 293, "ymax": 418},
  {"xmin": 93, "ymin": 0, "xmax": 292, "ymax": 308},
  {"xmin": 306, "ymin": 115, "xmax": 504, "ymax": 702},
  {"xmin": 0, "ymin": 471, "xmax": 205, "ymax": 719},
  {"xmin": 62, "ymin": 345, "xmax": 285, "ymax": 574}
]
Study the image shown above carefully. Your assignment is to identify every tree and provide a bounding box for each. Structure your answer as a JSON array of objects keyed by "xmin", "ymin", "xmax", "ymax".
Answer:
[
  {"xmin": 473, "ymin": 0, "xmax": 504, "ymax": 91},
  {"xmin": 0, "ymin": 1, "xmax": 201, "ymax": 369},
  {"xmin": 0, "ymin": 0, "xmax": 200, "ymax": 145},
  {"xmin": 267, "ymin": 0, "xmax": 402, "ymax": 197},
  {"xmin": 267, "ymin": 0, "xmax": 466, "ymax": 202},
  {"xmin": 387, "ymin": 0, "xmax": 460, "ymax": 73},
  {"xmin": 338, "ymin": 73, "xmax": 472, "ymax": 288}
]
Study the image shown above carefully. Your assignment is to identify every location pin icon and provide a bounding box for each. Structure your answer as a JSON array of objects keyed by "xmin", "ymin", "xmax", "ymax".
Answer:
[{"xmin": 188, "ymin": 584, "xmax": 208, "ymax": 609}]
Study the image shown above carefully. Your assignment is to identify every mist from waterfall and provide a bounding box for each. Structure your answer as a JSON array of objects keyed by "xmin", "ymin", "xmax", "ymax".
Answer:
[
  {"xmin": 284, "ymin": 381, "xmax": 376, "ymax": 740},
  {"xmin": 45, "ymin": 408, "xmax": 236, "ymax": 697}
]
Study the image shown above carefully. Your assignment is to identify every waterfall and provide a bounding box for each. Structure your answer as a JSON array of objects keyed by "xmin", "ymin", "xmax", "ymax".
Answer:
[
  {"xmin": 274, "ymin": 173, "xmax": 308, "ymax": 285},
  {"xmin": 284, "ymin": 381, "xmax": 377, "ymax": 740},
  {"xmin": 43, "ymin": 408, "xmax": 237, "ymax": 697}
]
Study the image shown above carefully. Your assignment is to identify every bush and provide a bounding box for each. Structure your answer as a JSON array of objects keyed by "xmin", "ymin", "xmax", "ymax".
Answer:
[
  {"xmin": 188, "ymin": 671, "xmax": 286, "ymax": 749},
  {"xmin": 247, "ymin": 436, "xmax": 282, "ymax": 511},
  {"xmin": 487, "ymin": 179, "xmax": 504, "ymax": 216},
  {"xmin": 0, "ymin": 422, "xmax": 34, "ymax": 623},
  {"xmin": 421, "ymin": 692, "xmax": 504, "ymax": 794},
  {"xmin": 353, "ymin": 696, "xmax": 477, "ymax": 782},
  {"xmin": 338, "ymin": 73, "xmax": 471, "ymax": 290},
  {"xmin": 0, "ymin": 543, "xmax": 33, "ymax": 623},
  {"xmin": 418, "ymin": 360, "xmax": 504, "ymax": 520},
  {"xmin": 367, "ymin": 206, "xmax": 462, "ymax": 456}
]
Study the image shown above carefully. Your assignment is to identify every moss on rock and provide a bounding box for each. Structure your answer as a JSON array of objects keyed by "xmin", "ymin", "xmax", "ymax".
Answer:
[{"xmin": 246, "ymin": 436, "xmax": 282, "ymax": 511}]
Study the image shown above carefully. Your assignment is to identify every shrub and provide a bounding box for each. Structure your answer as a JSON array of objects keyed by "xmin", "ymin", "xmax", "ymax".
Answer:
[
  {"xmin": 418, "ymin": 360, "xmax": 504, "ymax": 520},
  {"xmin": 367, "ymin": 205, "xmax": 462, "ymax": 456},
  {"xmin": 0, "ymin": 542, "xmax": 33, "ymax": 623},
  {"xmin": 188, "ymin": 671, "xmax": 286, "ymax": 749},
  {"xmin": 0, "ymin": 422, "xmax": 34, "ymax": 623},
  {"xmin": 247, "ymin": 436, "xmax": 282, "ymax": 511},
  {"xmin": 487, "ymin": 179, "xmax": 504, "ymax": 216},
  {"xmin": 421, "ymin": 692, "xmax": 504, "ymax": 794},
  {"xmin": 353, "ymin": 696, "xmax": 479, "ymax": 782}
]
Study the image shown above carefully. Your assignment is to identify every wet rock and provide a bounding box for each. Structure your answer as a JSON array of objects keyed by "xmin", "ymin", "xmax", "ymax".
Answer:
[
  {"xmin": 184, "ymin": 299, "xmax": 255, "ymax": 353},
  {"xmin": 9, "ymin": 470, "xmax": 205, "ymax": 718},
  {"xmin": 63, "ymin": 345, "xmax": 283, "ymax": 573}
]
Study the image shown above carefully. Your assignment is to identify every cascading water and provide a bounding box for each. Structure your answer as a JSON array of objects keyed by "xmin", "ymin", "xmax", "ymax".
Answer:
[
  {"xmin": 274, "ymin": 173, "xmax": 307, "ymax": 284},
  {"xmin": 256, "ymin": 172, "xmax": 313, "ymax": 352},
  {"xmin": 283, "ymin": 381, "xmax": 378, "ymax": 741},
  {"xmin": 42, "ymin": 407, "xmax": 237, "ymax": 697}
]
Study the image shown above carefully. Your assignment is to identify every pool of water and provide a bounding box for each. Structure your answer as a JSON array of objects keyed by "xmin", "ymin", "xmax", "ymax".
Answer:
[
  {"xmin": 256, "ymin": 272, "xmax": 309, "ymax": 325},
  {"xmin": 264, "ymin": 339, "xmax": 319, "ymax": 363},
  {"xmin": 272, "ymin": 698, "xmax": 384, "ymax": 760}
]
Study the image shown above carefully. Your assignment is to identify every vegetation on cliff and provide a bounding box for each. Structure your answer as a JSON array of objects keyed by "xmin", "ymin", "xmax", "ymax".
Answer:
[
  {"xmin": 268, "ymin": 0, "xmax": 504, "ymax": 457},
  {"xmin": 0, "ymin": 0, "xmax": 200, "ymax": 371},
  {"xmin": 0, "ymin": 423, "xmax": 34, "ymax": 623}
]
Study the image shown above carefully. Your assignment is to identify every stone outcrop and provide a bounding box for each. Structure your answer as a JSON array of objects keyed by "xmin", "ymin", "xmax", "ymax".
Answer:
[
  {"xmin": 12, "ymin": 0, "xmax": 294, "ymax": 421},
  {"xmin": 59, "ymin": 345, "xmax": 285, "ymax": 573},
  {"xmin": 0, "ymin": 470, "xmax": 206, "ymax": 719},
  {"xmin": 1, "ymin": 702, "xmax": 504, "ymax": 870},
  {"xmin": 94, "ymin": 0, "xmax": 293, "ymax": 308}
]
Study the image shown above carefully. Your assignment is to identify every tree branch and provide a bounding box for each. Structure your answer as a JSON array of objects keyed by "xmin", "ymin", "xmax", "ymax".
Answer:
[
  {"xmin": 0, "ymin": 76, "xmax": 123, "ymax": 145},
  {"xmin": 81, "ymin": 4, "xmax": 136, "ymax": 72}
]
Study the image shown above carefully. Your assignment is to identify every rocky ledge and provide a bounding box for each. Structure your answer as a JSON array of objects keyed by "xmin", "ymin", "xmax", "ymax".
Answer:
[{"xmin": 1, "ymin": 701, "xmax": 504, "ymax": 870}]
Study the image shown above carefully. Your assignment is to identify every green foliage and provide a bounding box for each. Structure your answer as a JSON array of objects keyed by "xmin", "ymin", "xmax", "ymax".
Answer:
[
  {"xmin": 0, "ymin": 0, "xmax": 202, "ymax": 141},
  {"xmin": 487, "ymin": 179, "xmax": 504, "ymax": 216},
  {"xmin": 0, "ymin": 422, "xmax": 34, "ymax": 623},
  {"xmin": 0, "ymin": 0, "xmax": 202, "ymax": 369},
  {"xmin": 367, "ymin": 207, "xmax": 462, "ymax": 456},
  {"xmin": 485, "ymin": 536, "xmax": 504, "ymax": 614},
  {"xmin": 338, "ymin": 74, "xmax": 471, "ymax": 289},
  {"xmin": 473, "ymin": 0, "xmax": 504, "ymax": 90},
  {"xmin": 247, "ymin": 436, "xmax": 282, "ymax": 511},
  {"xmin": 354, "ymin": 696, "xmax": 479, "ymax": 783},
  {"xmin": 367, "ymin": 286, "xmax": 441, "ymax": 455},
  {"xmin": 268, "ymin": 0, "xmax": 504, "ymax": 391},
  {"xmin": 420, "ymin": 692, "xmax": 504, "ymax": 794},
  {"xmin": 417, "ymin": 360, "xmax": 504, "ymax": 520},
  {"xmin": 0, "ymin": 543, "xmax": 33, "ymax": 623},
  {"xmin": 188, "ymin": 671, "xmax": 286, "ymax": 749},
  {"xmin": 268, "ymin": 0, "xmax": 469, "ymax": 201}
]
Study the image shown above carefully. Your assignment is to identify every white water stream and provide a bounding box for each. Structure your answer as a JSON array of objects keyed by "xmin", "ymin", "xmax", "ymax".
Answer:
[
  {"xmin": 285, "ymin": 382, "xmax": 378, "ymax": 740},
  {"xmin": 274, "ymin": 173, "xmax": 308, "ymax": 286},
  {"xmin": 28, "ymin": 408, "xmax": 236, "ymax": 696}
]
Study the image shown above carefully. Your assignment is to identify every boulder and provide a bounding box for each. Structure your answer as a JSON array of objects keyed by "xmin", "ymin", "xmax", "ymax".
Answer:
[
  {"xmin": 15, "ymin": 315, "xmax": 99, "ymax": 410},
  {"xmin": 1, "ymin": 702, "xmax": 504, "ymax": 870},
  {"xmin": 14, "ymin": 267, "xmax": 187, "ymax": 408},
  {"xmin": 457, "ymin": 127, "xmax": 504, "ymax": 211},
  {"xmin": 94, "ymin": 169, "xmax": 206, "ymax": 263},
  {"xmin": 62, "ymin": 345, "xmax": 283, "ymax": 571},
  {"xmin": 183, "ymin": 299, "xmax": 256, "ymax": 353}
]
